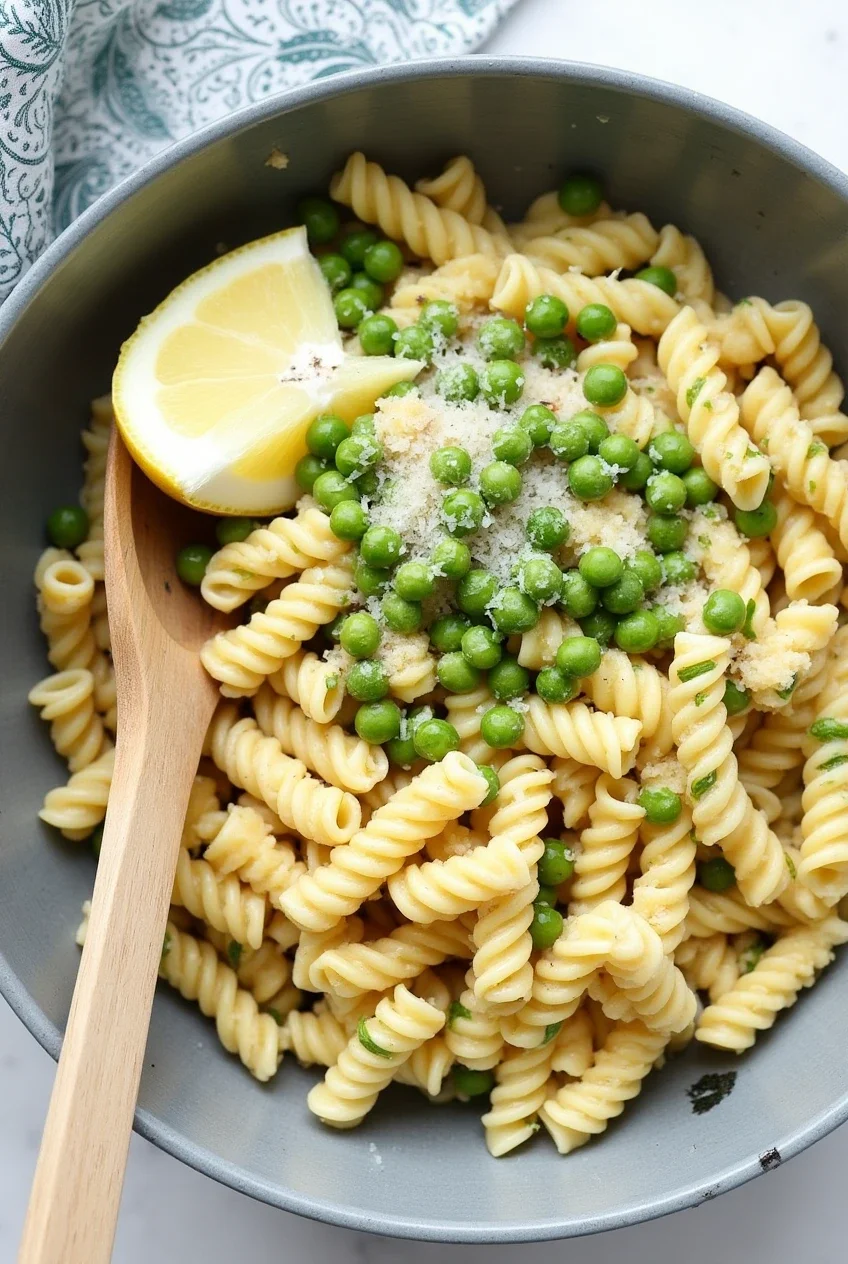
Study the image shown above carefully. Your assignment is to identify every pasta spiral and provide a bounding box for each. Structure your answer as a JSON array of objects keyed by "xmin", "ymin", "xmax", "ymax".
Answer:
[
  {"xmin": 481, "ymin": 1039, "xmax": 559, "ymax": 1157},
  {"xmin": 675, "ymin": 933, "xmax": 741, "ymax": 1003},
  {"xmin": 600, "ymin": 906, "xmax": 697, "ymax": 1034},
  {"xmin": 159, "ymin": 923, "xmax": 281, "ymax": 1081},
  {"xmin": 658, "ymin": 306, "xmax": 771, "ymax": 510},
  {"xmin": 309, "ymin": 920, "xmax": 472, "ymax": 998},
  {"xmin": 569, "ymin": 775, "xmax": 644, "ymax": 914},
  {"xmin": 200, "ymin": 506, "xmax": 350, "ymax": 612},
  {"xmin": 38, "ymin": 744, "xmax": 114, "ymax": 840},
  {"xmin": 631, "ymin": 804, "xmax": 696, "ymax": 953},
  {"xmin": 415, "ymin": 156, "xmax": 487, "ymax": 224},
  {"xmin": 280, "ymin": 753, "xmax": 488, "ymax": 932},
  {"xmin": 471, "ymin": 755, "xmax": 554, "ymax": 1010},
  {"xmin": 525, "ymin": 213, "xmax": 659, "ymax": 276},
  {"xmin": 329, "ymin": 153, "xmax": 507, "ymax": 266},
  {"xmin": 76, "ymin": 400, "xmax": 110, "ymax": 582},
  {"xmin": 550, "ymin": 758, "xmax": 600, "ymax": 829},
  {"xmin": 576, "ymin": 322, "xmax": 639, "ymax": 373},
  {"xmin": 267, "ymin": 649, "xmax": 345, "ymax": 724},
  {"xmin": 695, "ymin": 917, "xmax": 848, "ymax": 1052},
  {"xmin": 550, "ymin": 1007, "xmax": 595, "ymax": 1076},
  {"xmin": 444, "ymin": 685, "xmax": 498, "ymax": 763},
  {"xmin": 522, "ymin": 698, "xmax": 642, "ymax": 778},
  {"xmin": 799, "ymin": 625, "xmax": 848, "ymax": 900},
  {"xmin": 540, "ymin": 1021, "xmax": 668, "ymax": 1155},
  {"xmin": 388, "ymin": 254, "xmax": 501, "ymax": 318},
  {"xmin": 171, "ymin": 848, "xmax": 268, "ymax": 949},
  {"xmin": 769, "ymin": 486, "xmax": 842, "ymax": 602},
  {"xmin": 307, "ymin": 983, "xmax": 445, "ymax": 1128},
  {"xmin": 201, "ymin": 804, "xmax": 303, "ymax": 908},
  {"xmin": 28, "ymin": 668, "xmax": 106, "ymax": 772},
  {"xmin": 387, "ymin": 833, "xmax": 532, "ymax": 926},
  {"xmin": 208, "ymin": 703, "xmax": 361, "ymax": 848},
  {"xmin": 649, "ymin": 224, "xmax": 715, "ymax": 313},
  {"xmin": 253, "ymin": 686, "xmax": 387, "ymax": 793},
  {"xmin": 685, "ymin": 886, "xmax": 795, "ymax": 939},
  {"xmin": 581, "ymin": 651, "xmax": 672, "ymax": 753},
  {"xmin": 699, "ymin": 514, "xmax": 770, "ymax": 639},
  {"xmin": 201, "ymin": 561, "xmax": 354, "ymax": 697},
  {"xmin": 444, "ymin": 972, "xmax": 505, "ymax": 1070},
  {"xmin": 35, "ymin": 551, "xmax": 94, "ymax": 615},
  {"xmin": 279, "ymin": 1005, "xmax": 349, "ymax": 1067}
]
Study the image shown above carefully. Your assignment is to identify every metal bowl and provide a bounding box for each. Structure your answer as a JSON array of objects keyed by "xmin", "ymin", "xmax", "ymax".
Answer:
[{"xmin": 2, "ymin": 59, "xmax": 847, "ymax": 1244}]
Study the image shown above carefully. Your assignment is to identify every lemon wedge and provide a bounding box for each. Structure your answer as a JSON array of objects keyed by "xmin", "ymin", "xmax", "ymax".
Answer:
[{"xmin": 112, "ymin": 227, "xmax": 421, "ymax": 514}]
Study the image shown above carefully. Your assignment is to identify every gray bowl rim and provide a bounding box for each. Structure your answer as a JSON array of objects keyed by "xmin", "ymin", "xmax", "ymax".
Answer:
[{"xmin": 3, "ymin": 54, "xmax": 848, "ymax": 1243}]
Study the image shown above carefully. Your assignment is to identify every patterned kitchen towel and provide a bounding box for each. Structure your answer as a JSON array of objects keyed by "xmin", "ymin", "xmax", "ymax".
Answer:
[{"xmin": 0, "ymin": 0, "xmax": 519, "ymax": 301}]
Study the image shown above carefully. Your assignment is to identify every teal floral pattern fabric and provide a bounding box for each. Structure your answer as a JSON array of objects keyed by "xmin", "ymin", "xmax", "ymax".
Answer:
[{"xmin": 0, "ymin": 0, "xmax": 518, "ymax": 300}]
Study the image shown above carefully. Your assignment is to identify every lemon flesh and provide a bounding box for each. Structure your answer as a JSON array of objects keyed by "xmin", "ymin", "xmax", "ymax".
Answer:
[{"xmin": 112, "ymin": 227, "xmax": 421, "ymax": 514}]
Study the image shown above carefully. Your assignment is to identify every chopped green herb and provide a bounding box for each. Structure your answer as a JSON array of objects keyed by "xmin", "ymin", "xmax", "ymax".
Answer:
[
  {"xmin": 265, "ymin": 1006, "xmax": 284, "ymax": 1026},
  {"xmin": 809, "ymin": 480, "xmax": 817, "ymax": 494},
  {"xmin": 698, "ymin": 534, "xmax": 711, "ymax": 549},
  {"xmin": 686, "ymin": 377, "xmax": 706, "ymax": 408},
  {"xmin": 358, "ymin": 1016, "xmax": 393, "ymax": 1058},
  {"xmin": 737, "ymin": 298, "xmax": 753, "ymax": 307},
  {"xmin": 740, "ymin": 939, "xmax": 766, "ymax": 973},
  {"xmin": 542, "ymin": 1021, "xmax": 563, "ymax": 1045},
  {"xmin": 448, "ymin": 1000, "xmax": 472, "ymax": 1027},
  {"xmin": 821, "ymin": 753, "xmax": 848, "ymax": 771},
  {"xmin": 776, "ymin": 674, "xmax": 798, "ymax": 700},
  {"xmin": 324, "ymin": 673, "xmax": 339, "ymax": 690},
  {"xmin": 233, "ymin": 567, "xmax": 257, "ymax": 581},
  {"xmin": 807, "ymin": 441, "xmax": 827, "ymax": 459},
  {"xmin": 742, "ymin": 598, "xmax": 757, "ymax": 640},
  {"xmin": 703, "ymin": 400, "xmax": 713, "ymax": 411},
  {"xmin": 785, "ymin": 851, "xmax": 797, "ymax": 880},
  {"xmin": 695, "ymin": 690, "xmax": 708, "ymax": 706},
  {"xmin": 810, "ymin": 718, "xmax": 848, "ymax": 742},
  {"xmin": 678, "ymin": 659, "xmax": 716, "ymax": 683},
  {"xmin": 691, "ymin": 770, "xmax": 718, "ymax": 799},
  {"xmin": 745, "ymin": 447, "xmax": 760, "ymax": 460},
  {"xmin": 161, "ymin": 931, "xmax": 172, "ymax": 963},
  {"xmin": 227, "ymin": 940, "xmax": 243, "ymax": 968}
]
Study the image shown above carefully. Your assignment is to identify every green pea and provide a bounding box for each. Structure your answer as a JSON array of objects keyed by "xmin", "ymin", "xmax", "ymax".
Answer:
[
  {"xmin": 363, "ymin": 239, "xmax": 404, "ymax": 283},
  {"xmin": 493, "ymin": 426, "xmax": 534, "ymax": 466},
  {"xmin": 480, "ymin": 704, "xmax": 525, "ymax": 748},
  {"xmin": 538, "ymin": 839, "xmax": 575, "ymax": 886},
  {"xmin": 533, "ymin": 336, "xmax": 577, "ymax": 370},
  {"xmin": 430, "ymin": 445, "xmax": 472, "ymax": 486},
  {"xmin": 324, "ymin": 613, "xmax": 345, "ymax": 644},
  {"xmin": 697, "ymin": 857, "xmax": 736, "ymax": 893},
  {"xmin": 442, "ymin": 488, "xmax": 486, "ymax": 536},
  {"xmin": 530, "ymin": 903, "xmax": 564, "ymax": 950},
  {"xmin": 598, "ymin": 433, "xmax": 639, "ymax": 471},
  {"xmin": 635, "ymin": 265, "xmax": 678, "ymax": 297},
  {"xmin": 358, "ymin": 313, "xmax": 398, "ymax": 356},
  {"xmin": 662, "ymin": 552, "xmax": 696, "ymax": 586},
  {"xmin": 382, "ymin": 591, "xmax": 422, "ymax": 633},
  {"xmin": 452, "ymin": 1065, "xmax": 495, "ymax": 1098},
  {"xmin": 683, "ymin": 466, "xmax": 719, "ymax": 507},
  {"xmin": 354, "ymin": 561, "xmax": 390, "ymax": 597},
  {"xmin": 560, "ymin": 569, "xmax": 598, "ymax": 618},
  {"xmin": 355, "ymin": 470, "xmax": 379, "ymax": 498},
  {"xmin": 420, "ymin": 300, "xmax": 460, "ymax": 339},
  {"xmin": 578, "ymin": 610, "xmax": 617, "ymax": 647},
  {"xmin": 647, "ymin": 513, "xmax": 688, "ymax": 553},
  {"xmin": 525, "ymin": 294, "xmax": 569, "ymax": 338},
  {"xmin": 646, "ymin": 471, "xmax": 687, "ymax": 515},
  {"xmin": 558, "ymin": 172, "xmax": 604, "ymax": 217},
  {"xmin": 723, "ymin": 680, "xmax": 750, "ymax": 716},
  {"xmin": 550, "ymin": 418, "xmax": 590, "ymax": 462},
  {"xmin": 619, "ymin": 451, "xmax": 653, "ymax": 491},
  {"xmin": 437, "ymin": 651, "xmax": 482, "ymax": 694},
  {"xmin": 479, "ymin": 359, "xmax": 525, "ymax": 407},
  {"xmin": 576, "ymin": 302, "xmax": 616, "ymax": 342},
  {"xmin": 413, "ymin": 718, "xmax": 460, "ymax": 762},
  {"xmin": 297, "ymin": 196, "xmax": 339, "ymax": 245},
  {"xmin": 436, "ymin": 363, "xmax": 479, "ymax": 403},
  {"xmin": 295, "ymin": 453, "xmax": 330, "ymax": 492},
  {"xmin": 488, "ymin": 655, "xmax": 530, "ymax": 701},
  {"xmin": 648, "ymin": 430, "xmax": 695, "ymax": 474},
  {"xmin": 215, "ymin": 516, "xmax": 258, "ymax": 546},
  {"xmin": 520, "ymin": 556, "xmax": 563, "ymax": 603},
  {"xmin": 176, "ymin": 545, "xmax": 212, "ymax": 587},
  {"xmin": 614, "ymin": 609, "xmax": 659, "ymax": 653},
  {"xmin": 704, "ymin": 589, "xmax": 746, "ymax": 635},
  {"xmin": 340, "ymin": 227, "xmax": 378, "ymax": 268},
  {"xmin": 627, "ymin": 550, "xmax": 663, "ymax": 593},
  {"xmin": 734, "ymin": 501, "xmax": 777, "ymax": 538},
  {"xmin": 568, "ymin": 454, "xmax": 613, "ymax": 501},
  {"xmin": 652, "ymin": 606, "xmax": 684, "ymax": 647},
  {"xmin": 319, "ymin": 253, "xmax": 352, "ymax": 292},
  {"xmin": 579, "ymin": 546, "xmax": 623, "ymax": 588},
  {"xmin": 457, "ymin": 568, "xmax": 499, "ymax": 616},
  {"xmin": 339, "ymin": 611, "xmax": 381, "ymax": 659},
  {"xmin": 393, "ymin": 561, "xmax": 434, "ymax": 601},
  {"xmin": 583, "ymin": 364, "xmax": 627, "ymax": 408},
  {"xmin": 347, "ymin": 659, "xmax": 388, "ymax": 703},
  {"xmin": 349, "ymin": 274, "xmax": 384, "ymax": 310},
  {"xmin": 329, "ymin": 500, "xmax": 368, "ymax": 542},
  {"xmin": 571, "ymin": 410, "xmax": 609, "ymax": 453},
  {"xmin": 355, "ymin": 699, "xmax": 402, "ymax": 744},
  {"xmin": 385, "ymin": 734, "xmax": 417, "ymax": 767},
  {"xmin": 638, "ymin": 787, "xmax": 682, "ymax": 824},
  {"xmin": 334, "ymin": 287, "xmax": 370, "ymax": 329},
  {"xmin": 477, "ymin": 765, "xmax": 501, "ymax": 807},
  {"xmin": 519, "ymin": 404, "xmax": 557, "ymax": 447},
  {"xmin": 535, "ymin": 884, "xmax": 558, "ymax": 907},
  {"xmin": 46, "ymin": 505, "xmax": 89, "ymax": 550},
  {"xmin": 491, "ymin": 587, "xmax": 539, "ymax": 635},
  {"xmin": 601, "ymin": 571, "xmax": 644, "ymax": 615},
  {"xmin": 395, "ymin": 324, "xmax": 434, "ymax": 362},
  {"xmin": 461, "ymin": 624, "xmax": 503, "ymax": 670},
  {"xmin": 351, "ymin": 413, "xmax": 376, "ymax": 434},
  {"xmin": 383, "ymin": 380, "xmax": 417, "ymax": 400},
  {"xmin": 431, "ymin": 537, "xmax": 471, "ymax": 580},
  {"xmin": 556, "ymin": 635, "xmax": 602, "ymax": 678},
  {"xmin": 480, "ymin": 461, "xmax": 522, "ymax": 506},
  {"xmin": 335, "ymin": 433, "xmax": 382, "ymax": 478},
  {"xmin": 478, "ymin": 316, "xmax": 525, "ymax": 360},
  {"xmin": 307, "ymin": 413, "xmax": 350, "ymax": 460},
  {"xmin": 536, "ymin": 666, "xmax": 577, "ymax": 703},
  {"xmin": 527, "ymin": 506, "xmax": 570, "ymax": 551},
  {"xmin": 90, "ymin": 822, "xmax": 104, "ymax": 861},
  {"xmin": 360, "ymin": 525, "xmax": 403, "ymax": 568},
  {"xmin": 430, "ymin": 614, "xmax": 471, "ymax": 654}
]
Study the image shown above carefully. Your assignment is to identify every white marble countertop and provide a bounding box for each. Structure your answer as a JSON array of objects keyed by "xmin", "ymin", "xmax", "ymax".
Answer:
[{"xmin": 4, "ymin": 0, "xmax": 848, "ymax": 1259}]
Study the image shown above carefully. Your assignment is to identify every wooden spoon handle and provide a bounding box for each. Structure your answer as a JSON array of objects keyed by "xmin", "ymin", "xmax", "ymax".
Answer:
[{"xmin": 19, "ymin": 703, "xmax": 204, "ymax": 1264}]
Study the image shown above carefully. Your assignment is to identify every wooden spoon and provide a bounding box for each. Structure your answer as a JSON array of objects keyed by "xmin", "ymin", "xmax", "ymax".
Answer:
[{"xmin": 20, "ymin": 432, "xmax": 227, "ymax": 1263}]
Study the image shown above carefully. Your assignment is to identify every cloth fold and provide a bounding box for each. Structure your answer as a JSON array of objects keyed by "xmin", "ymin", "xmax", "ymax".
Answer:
[{"xmin": 0, "ymin": 0, "xmax": 518, "ymax": 300}]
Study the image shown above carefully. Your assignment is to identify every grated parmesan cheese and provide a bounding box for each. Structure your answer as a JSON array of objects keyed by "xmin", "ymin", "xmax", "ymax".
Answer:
[{"xmin": 638, "ymin": 756, "xmax": 687, "ymax": 794}]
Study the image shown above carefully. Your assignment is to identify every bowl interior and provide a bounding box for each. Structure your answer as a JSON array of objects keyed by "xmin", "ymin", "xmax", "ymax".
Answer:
[{"xmin": 2, "ymin": 61, "xmax": 848, "ymax": 1242}]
